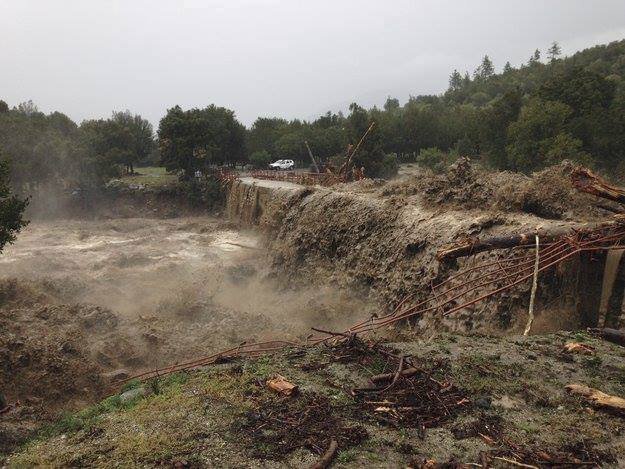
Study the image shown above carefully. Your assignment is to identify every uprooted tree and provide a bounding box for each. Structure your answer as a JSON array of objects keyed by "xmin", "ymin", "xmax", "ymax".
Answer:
[{"xmin": 437, "ymin": 166, "xmax": 625, "ymax": 262}]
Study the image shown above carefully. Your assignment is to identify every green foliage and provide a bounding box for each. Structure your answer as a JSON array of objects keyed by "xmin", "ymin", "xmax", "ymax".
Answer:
[
  {"xmin": 4, "ymin": 38, "xmax": 625, "ymax": 191},
  {"xmin": 180, "ymin": 176, "xmax": 225, "ymax": 210},
  {"xmin": 158, "ymin": 105, "xmax": 246, "ymax": 177},
  {"xmin": 0, "ymin": 101, "xmax": 154, "ymax": 193},
  {"xmin": 548, "ymin": 41, "xmax": 562, "ymax": 62},
  {"xmin": 506, "ymin": 98, "xmax": 573, "ymax": 172},
  {"xmin": 249, "ymin": 150, "xmax": 272, "ymax": 168},
  {"xmin": 79, "ymin": 111, "xmax": 155, "ymax": 183},
  {"xmin": 380, "ymin": 153, "xmax": 399, "ymax": 178},
  {"xmin": 416, "ymin": 147, "xmax": 457, "ymax": 173},
  {"xmin": 0, "ymin": 155, "xmax": 29, "ymax": 253},
  {"xmin": 474, "ymin": 55, "xmax": 495, "ymax": 79}
]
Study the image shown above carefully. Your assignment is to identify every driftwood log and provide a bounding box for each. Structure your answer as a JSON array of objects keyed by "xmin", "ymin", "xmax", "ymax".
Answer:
[
  {"xmin": 436, "ymin": 232, "xmax": 559, "ymax": 262},
  {"xmin": 566, "ymin": 384, "xmax": 625, "ymax": 415},
  {"xmin": 572, "ymin": 167, "xmax": 625, "ymax": 204}
]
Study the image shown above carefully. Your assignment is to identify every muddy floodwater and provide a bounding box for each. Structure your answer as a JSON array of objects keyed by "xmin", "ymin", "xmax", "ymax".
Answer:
[
  {"xmin": 0, "ymin": 217, "xmax": 372, "ymax": 364},
  {"xmin": 0, "ymin": 217, "xmax": 260, "ymax": 315}
]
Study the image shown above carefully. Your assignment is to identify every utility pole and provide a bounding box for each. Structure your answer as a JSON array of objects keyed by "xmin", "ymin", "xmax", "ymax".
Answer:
[{"xmin": 304, "ymin": 140, "xmax": 320, "ymax": 173}]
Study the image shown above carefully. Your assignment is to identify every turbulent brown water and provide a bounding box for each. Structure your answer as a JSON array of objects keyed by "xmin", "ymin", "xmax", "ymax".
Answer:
[
  {"xmin": 0, "ymin": 217, "xmax": 260, "ymax": 314},
  {"xmin": 0, "ymin": 216, "xmax": 372, "ymax": 359}
]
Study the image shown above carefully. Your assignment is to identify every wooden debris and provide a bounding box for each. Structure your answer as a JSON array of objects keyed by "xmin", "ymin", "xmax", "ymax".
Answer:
[
  {"xmin": 266, "ymin": 375, "xmax": 298, "ymax": 397},
  {"xmin": 370, "ymin": 367, "xmax": 419, "ymax": 383},
  {"xmin": 310, "ymin": 438, "xmax": 338, "ymax": 469},
  {"xmin": 565, "ymin": 384, "xmax": 625, "ymax": 415},
  {"xmin": 588, "ymin": 327, "xmax": 625, "ymax": 347},
  {"xmin": 437, "ymin": 231, "xmax": 566, "ymax": 261},
  {"xmin": 572, "ymin": 167, "xmax": 625, "ymax": 204},
  {"xmin": 492, "ymin": 456, "xmax": 539, "ymax": 469},
  {"xmin": 563, "ymin": 342, "xmax": 595, "ymax": 355}
]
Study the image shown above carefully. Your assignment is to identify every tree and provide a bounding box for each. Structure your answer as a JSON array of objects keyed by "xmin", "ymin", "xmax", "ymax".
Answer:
[
  {"xmin": 383, "ymin": 96, "xmax": 400, "ymax": 112},
  {"xmin": 448, "ymin": 70, "xmax": 463, "ymax": 91},
  {"xmin": 506, "ymin": 98, "xmax": 573, "ymax": 171},
  {"xmin": 247, "ymin": 117, "xmax": 289, "ymax": 157},
  {"xmin": 249, "ymin": 150, "xmax": 272, "ymax": 168},
  {"xmin": 547, "ymin": 41, "xmax": 562, "ymax": 62},
  {"xmin": 528, "ymin": 49, "xmax": 541, "ymax": 66},
  {"xmin": 158, "ymin": 104, "xmax": 246, "ymax": 177},
  {"xmin": 0, "ymin": 100, "xmax": 8, "ymax": 113},
  {"xmin": 416, "ymin": 147, "xmax": 457, "ymax": 173},
  {"xmin": 0, "ymin": 154, "xmax": 28, "ymax": 253},
  {"xmin": 480, "ymin": 89, "xmax": 523, "ymax": 169},
  {"xmin": 538, "ymin": 67, "xmax": 615, "ymax": 116},
  {"xmin": 110, "ymin": 111, "xmax": 155, "ymax": 173},
  {"xmin": 474, "ymin": 55, "xmax": 495, "ymax": 79},
  {"xmin": 15, "ymin": 100, "xmax": 40, "ymax": 116},
  {"xmin": 503, "ymin": 62, "xmax": 513, "ymax": 74}
]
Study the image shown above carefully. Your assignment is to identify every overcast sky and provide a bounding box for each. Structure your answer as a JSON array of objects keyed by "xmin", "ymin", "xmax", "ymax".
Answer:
[{"xmin": 2, "ymin": 0, "xmax": 625, "ymax": 127}]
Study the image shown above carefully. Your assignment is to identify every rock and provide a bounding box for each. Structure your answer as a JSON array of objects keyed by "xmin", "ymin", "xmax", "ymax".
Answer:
[
  {"xmin": 102, "ymin": 369, "xmax": 130, "ymax": 381},
  {"xmin": 492, "ymin": 395, "xmax": 520, "ymax": 409},
  {"xmin": 475, "ymin": 396, "xmax": 492, "ymax": 409},
  {"xmin": 60, "ymin": 341, "xmax": 78, "ymax": 355},
  {"xmin": 119, "ymin": 386, "xmax": 147, "ymax": 403}
]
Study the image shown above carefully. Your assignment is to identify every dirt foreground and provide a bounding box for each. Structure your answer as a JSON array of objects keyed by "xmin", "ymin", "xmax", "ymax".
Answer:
[{"xmin": 6, "ymin": 330, "xmax": 625, "ymax": 467}]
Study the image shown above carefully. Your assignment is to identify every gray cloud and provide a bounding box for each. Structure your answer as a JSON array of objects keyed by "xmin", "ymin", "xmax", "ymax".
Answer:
[{"xmin": 1, "ymin": 0, "xmax": 624, "ymax": 127}]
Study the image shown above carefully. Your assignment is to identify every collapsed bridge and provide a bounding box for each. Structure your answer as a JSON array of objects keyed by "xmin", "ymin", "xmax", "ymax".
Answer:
[{"xmin": 125, "ymin": 166, "xmax": 625, "ymax": 382}]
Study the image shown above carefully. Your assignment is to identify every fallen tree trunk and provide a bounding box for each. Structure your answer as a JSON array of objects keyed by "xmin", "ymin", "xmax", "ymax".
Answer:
[
  {"xmin": 572, "ymin": 167, "xmax": 625, "ymax": 204},
  {"xmin": 437, "ymin": 232, "xmax": 558, "ymax": 262},
  {"xmin": 436, "ymin": 221, "xmax": 620, "ymax": 261},
  {"xmin": 588, "ymin": 327, "xmax": 625, "ymax": 347}
]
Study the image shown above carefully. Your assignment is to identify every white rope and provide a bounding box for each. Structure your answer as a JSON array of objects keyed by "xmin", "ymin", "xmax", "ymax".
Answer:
[{"xmin": 524, "ymin": 234, "xmax": 540, "ymax": 336}]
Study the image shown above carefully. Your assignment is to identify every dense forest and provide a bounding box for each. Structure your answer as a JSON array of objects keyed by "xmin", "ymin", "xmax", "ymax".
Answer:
[{"xmin": 1, "ymin": 38, "xmax": 625, "ymax": 194}]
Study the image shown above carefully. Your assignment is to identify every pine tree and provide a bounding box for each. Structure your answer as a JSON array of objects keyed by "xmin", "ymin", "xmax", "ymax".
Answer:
[
  {"xmin": 474, "ymin": 55, "xmax": 494, "ymax": 79},
  {"xmin": 547, "ymin": 41, "xmax": 562, "ymax": 62},
  {"xmin": 448, "ymin": 69, "xmax": 463, "ymax": 91},
  {"xmin": 503, "ymin": 61, "xmax": 513, "ymax": 74},
  {"xmin": 529, "ymin": 49, "xmax": 541, "ymax": 65}
]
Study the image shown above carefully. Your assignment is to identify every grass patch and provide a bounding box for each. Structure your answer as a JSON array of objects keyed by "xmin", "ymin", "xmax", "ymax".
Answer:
[
  {"xmin": 37, "ymin": 394, "xmax": 138, "ymax": 440},
  {"xmin": 118, "ymin": 166, "xmax": 178, "ymax": 188}
]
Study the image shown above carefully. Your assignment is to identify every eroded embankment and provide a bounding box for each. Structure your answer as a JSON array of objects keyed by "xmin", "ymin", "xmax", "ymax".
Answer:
[{"xmin": 227, "ymin": 164, "xmax": 613, "ymax": 335}]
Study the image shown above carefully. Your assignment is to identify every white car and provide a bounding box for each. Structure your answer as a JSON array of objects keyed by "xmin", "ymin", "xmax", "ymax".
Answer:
[{"xmin": 269, "ymin": 159, "xmax": 295, "ymax": 170}]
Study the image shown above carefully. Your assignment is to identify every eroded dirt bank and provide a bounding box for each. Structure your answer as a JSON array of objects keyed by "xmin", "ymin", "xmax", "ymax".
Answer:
[
  {"xmin": 0, "ymin": 217, "xmax": 373, "ymax": 454},
  {"xmin": 228, "ymin": 162, "xmax": 615, "ymax": 335}
]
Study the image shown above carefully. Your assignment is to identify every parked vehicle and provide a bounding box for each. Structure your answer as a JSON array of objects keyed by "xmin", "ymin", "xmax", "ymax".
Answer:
[{"xmin": 269, "ymin": 159, "xmax": 295, "ymax": 170}]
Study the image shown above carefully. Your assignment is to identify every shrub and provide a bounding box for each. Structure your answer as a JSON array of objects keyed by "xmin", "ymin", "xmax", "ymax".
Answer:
[
  {"xmin": 249, "ymin": 150, "xmax": 272, "ymax": 169},
  {"xmin": 380, "ymin": 153, "xmax": 399, "ymax": 178},
  {"xmin": 416, "ymin": 147, "xmax": 458, "ymax": 173}
]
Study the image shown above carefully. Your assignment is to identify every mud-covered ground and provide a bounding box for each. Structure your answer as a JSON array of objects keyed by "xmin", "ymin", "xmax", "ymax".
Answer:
[
  {"xmin": 0, "ymin": 217, "xmax": 373, "ymax": 455},
  {"xmin": 7, "ymin": 330, "xmax": 625, "ymax": 467}
]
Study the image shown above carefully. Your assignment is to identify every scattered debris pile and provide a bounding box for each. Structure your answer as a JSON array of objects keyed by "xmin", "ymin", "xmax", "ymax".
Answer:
[
  {"xmin": 382, "ymin": 159, "xmax": 620, "ymax": 220},
  {"xmin": 235, "ymin": 391, "xmax": 367, "ymax": 461}
]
